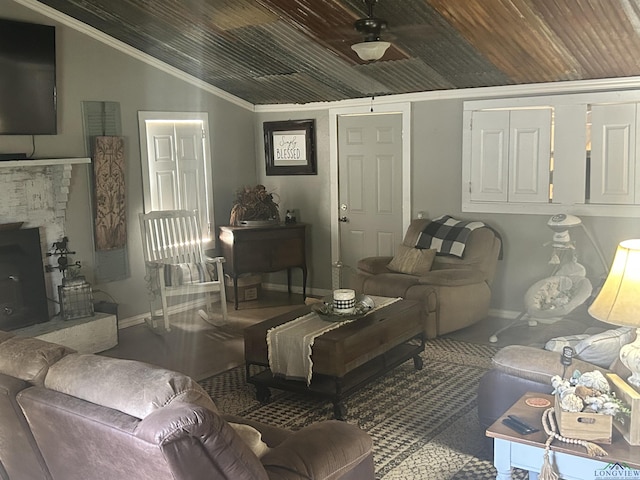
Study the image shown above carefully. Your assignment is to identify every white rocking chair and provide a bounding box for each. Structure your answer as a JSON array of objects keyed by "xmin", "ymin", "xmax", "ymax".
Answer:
[{"xmin": 139, "ymin": 209, "xmax": 228, "ymax": 333}]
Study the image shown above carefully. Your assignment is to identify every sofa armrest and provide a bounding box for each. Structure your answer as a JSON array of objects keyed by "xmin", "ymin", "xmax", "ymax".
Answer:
[
  {"xmin": 138, "ymin": 404, "xmax": 269, "ymax": 480},
  {"xmin": 261, "ymin": 420, "xmax": 373, "ymax": 479},
  {"xmin": 416, "ymin": 268, "xmax": 485, "ymax": 287},
  {"xmin": 357, "ymin": 256, "xmax": 393, "ymax": 275}
]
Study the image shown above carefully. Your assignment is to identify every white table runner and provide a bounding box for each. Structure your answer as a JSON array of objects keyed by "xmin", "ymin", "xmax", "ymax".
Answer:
[{"xmin": 267, "ymin": 296, "xmax": 400, "ymax": 385}]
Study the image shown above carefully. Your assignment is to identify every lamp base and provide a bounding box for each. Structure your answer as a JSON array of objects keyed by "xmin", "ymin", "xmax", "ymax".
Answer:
[{"xmin": 620, "ymin": 328, "xmax": 640, "ymax": 389}]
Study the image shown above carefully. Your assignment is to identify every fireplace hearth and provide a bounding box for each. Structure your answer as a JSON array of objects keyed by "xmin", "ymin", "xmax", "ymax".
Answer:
[{"xmin": 0, "ymin": 227, "xmax": 49, "ymax": 330}]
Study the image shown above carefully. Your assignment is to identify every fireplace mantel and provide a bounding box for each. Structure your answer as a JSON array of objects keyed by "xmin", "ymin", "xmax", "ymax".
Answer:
[{"xmin": 0, "ymin": 157, "xmax": 90, "ymax": 167}]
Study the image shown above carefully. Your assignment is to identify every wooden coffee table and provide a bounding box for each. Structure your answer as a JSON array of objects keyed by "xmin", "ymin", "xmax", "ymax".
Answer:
[
  {"xmin": 486, "ymin": 392, "xmax": 640, "ymax": 480},
  {"xmin": 243, "ymin": 299, "xmax": 423, "ymax": 419}
]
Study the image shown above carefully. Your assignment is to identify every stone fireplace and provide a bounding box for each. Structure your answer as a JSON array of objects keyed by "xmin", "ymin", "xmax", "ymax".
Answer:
[{"xmin": 0, "ymin": 158, "xmax": 90, "ymax": 325}]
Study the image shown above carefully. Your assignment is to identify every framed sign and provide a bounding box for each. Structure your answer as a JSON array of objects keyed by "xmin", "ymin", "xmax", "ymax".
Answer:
[{"xmin": 264, "ymin": 119, "xmax": 317, "ymax": 175}]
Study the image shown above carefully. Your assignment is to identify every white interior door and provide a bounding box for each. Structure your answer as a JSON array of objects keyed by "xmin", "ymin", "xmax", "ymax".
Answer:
[
  {"xmin": 139, "ymin": 112, "xmax": 214, "ymax": 242},
  {"xmin": 338, "ymin": 113, "xmax": 403, "ymax": 287},
  {"xmin": 174, "ymin": 122, "xmax": 209, "ymax": 224},
  {"xmin": 145, "ymin": 121, "xmax": 179, "ymax": 211}
]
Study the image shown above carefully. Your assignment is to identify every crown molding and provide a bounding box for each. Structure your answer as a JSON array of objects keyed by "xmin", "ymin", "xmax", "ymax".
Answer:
[
  {"xmin": 254, "ymin": 75, "xmax": 640, "ymax": 113},
  {"xmin": 12, "ymin": 0, "xmax": 255, "ymax": 112}
]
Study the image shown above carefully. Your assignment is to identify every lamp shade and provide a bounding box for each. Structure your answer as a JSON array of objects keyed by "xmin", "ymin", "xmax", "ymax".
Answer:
[
  {"xmin": 588, "ymin": 239, "xmax": 640, "ymax": 326},
  {"xmin": 351, "ymin": 41, "xmax": 390, "ymax": 61}
]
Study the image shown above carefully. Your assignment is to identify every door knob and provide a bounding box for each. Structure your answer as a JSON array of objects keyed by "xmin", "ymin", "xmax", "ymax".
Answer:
[{"xmin": 339, "ymin": 216, "xmax": 349, "ymax": 223}]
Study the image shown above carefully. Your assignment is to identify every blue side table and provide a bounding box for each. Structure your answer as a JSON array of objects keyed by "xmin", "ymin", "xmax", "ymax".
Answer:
[{"xmin": 486, "ymin": 393, "xmax": 640, "ymax": 480}]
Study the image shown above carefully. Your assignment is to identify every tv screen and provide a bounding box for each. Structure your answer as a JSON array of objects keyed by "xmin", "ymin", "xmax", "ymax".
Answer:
[{"xmin": 0, "ymin": 18, "xmax": 56, "ymax": 135}]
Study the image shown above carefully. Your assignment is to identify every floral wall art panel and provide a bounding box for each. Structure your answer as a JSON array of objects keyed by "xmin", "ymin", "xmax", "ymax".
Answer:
[{"xmin": 93, "ymin": 136, "xmax": 126, "ymax": 251}]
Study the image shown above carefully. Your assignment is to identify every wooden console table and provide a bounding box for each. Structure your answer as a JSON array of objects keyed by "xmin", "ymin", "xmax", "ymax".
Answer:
[{"xmin": 218, "ymin": 223, "xmax": 307, "ymax": 309}]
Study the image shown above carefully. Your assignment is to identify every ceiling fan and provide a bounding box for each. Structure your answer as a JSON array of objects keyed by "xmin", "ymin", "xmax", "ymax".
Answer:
[{"xmin": 351, "ymin": 0, "xmax": 391, "ymax": 61}]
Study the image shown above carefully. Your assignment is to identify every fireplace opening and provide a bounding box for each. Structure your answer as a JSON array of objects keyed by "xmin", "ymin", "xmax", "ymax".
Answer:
[{"xmin": 0, "ymin": 227, "xmax": 49, "ymax": 330}]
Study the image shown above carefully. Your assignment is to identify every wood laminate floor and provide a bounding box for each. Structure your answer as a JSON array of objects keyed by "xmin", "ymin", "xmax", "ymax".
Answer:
[
  {"xmin": 101, "ymin": 291, "xmax": 307, "ymax": 380},
  {"xmin": 102, "ymin": 292, "xmax": 566, "ymax": 380}
]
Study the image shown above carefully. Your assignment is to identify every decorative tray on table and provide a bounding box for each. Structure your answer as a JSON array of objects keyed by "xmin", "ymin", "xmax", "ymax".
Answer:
[{"xmin": 311, "ymin": 295, "xmax": 375, "ymax": 322}]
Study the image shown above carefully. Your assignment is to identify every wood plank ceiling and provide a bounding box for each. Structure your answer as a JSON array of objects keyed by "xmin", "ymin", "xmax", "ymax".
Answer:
[{"xmin": 34, "ymin": 0, "xmax": 640, "ymax": 105}]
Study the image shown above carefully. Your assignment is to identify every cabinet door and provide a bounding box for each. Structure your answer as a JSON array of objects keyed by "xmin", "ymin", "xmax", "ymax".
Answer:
[
  {"xmin": 590, "ymin": 103, "xmax": 638, "ymax": 204},
  {"xmin": 470, "ymin": 109, "xmax": 551, "ymax": 204},
  {"xmin": 470, "ymin": 110, "xmax": 509, "ymax": 202},
  {"xmin": 508, "ymin": 109, "xmax": 552, "ymax": 203}
]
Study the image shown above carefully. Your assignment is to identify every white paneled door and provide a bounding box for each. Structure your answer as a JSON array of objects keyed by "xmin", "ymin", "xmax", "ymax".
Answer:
[
  {"xmin": 139, "ymin": 112, "xmax": 214, "ymax": 243},
  {"xmin": 338, "ymin": 113, "xmax": 403, "ymax": 286}
]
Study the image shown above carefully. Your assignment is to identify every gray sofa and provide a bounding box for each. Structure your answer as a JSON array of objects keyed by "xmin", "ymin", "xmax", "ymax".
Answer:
[
  {"xmin": 477, "ymin": 317, "xmax": 634, "ymax": 431},
  {"xmin": 0, "ymin": 331, "xmax": 374, "ymax": 480}
]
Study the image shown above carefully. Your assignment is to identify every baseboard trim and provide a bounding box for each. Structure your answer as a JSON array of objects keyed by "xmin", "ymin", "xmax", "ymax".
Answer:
[{"xmin": 488, "ymin": 308, "xmax": 522, "ymax": 320}]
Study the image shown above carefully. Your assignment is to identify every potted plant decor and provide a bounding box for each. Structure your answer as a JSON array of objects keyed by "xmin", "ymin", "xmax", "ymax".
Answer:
[{"xmin": 229, "ymin": 184, "xmax": 280, "ymax": 226}]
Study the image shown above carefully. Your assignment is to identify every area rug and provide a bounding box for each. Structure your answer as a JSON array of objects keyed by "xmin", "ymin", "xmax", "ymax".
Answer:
[{"xmin": 199, "ymin": 337, "xmax": 527, "ymax": 479}]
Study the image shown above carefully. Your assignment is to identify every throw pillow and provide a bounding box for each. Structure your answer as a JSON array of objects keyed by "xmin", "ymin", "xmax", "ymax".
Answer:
[
  {"xmin": 387, "ymin": 245, "xmax": 436, "ymax": 276},
  {"xmin": 573, "ymin": 327, "xmax": 635, "ymax": 368},
  {"xmin": 229, "ymin": 422, "xmax": 271, "ymax": 458},
  {"xmin": 544, "ymin": 334, "xmax": 588, "ymax": 353},
  {"xmin": 545, "ymin": 327, "xmax": 635, "ymax": 368}
]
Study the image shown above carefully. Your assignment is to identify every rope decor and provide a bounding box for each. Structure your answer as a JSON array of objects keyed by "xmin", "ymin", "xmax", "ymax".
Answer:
[{"xmin": 538, "ymin": 407, "xmax": 608, "ymax": 480}]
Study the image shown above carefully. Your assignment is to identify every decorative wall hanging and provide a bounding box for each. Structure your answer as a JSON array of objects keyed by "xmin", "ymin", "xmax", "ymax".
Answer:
[
  {"xmin": 264, "ymin": 119, "xmax": 317, "ymax": 175},
  {"xmin": 93, "ymin": 136, "xmax": 126, "ymax": 250}
]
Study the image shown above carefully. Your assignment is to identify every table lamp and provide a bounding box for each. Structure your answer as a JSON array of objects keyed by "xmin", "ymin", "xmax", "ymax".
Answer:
[{"xmin": 588, "ymin": 239, "xmax": 640, "ymax": 389}]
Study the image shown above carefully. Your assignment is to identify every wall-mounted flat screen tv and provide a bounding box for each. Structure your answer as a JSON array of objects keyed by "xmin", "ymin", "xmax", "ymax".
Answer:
[{"xmin": 0, "ymin": 18, "xmax": 57, "ymax": 135}]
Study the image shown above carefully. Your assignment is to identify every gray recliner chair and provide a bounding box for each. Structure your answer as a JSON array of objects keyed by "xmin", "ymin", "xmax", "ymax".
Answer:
[{"xmin": 353, "ymin": 218, "xmax": 502, "ymax": 339}]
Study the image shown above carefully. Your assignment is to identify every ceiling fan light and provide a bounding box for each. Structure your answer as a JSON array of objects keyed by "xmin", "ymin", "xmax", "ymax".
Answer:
[{"xmin": 351, "ymin": 40, "xmax": 390, "ymax": 61}]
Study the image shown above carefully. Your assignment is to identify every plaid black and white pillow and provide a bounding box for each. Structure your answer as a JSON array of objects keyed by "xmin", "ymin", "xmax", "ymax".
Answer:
[{"xmin": 415, "ymin": 215, "xmax": 485, "ymax": 257}]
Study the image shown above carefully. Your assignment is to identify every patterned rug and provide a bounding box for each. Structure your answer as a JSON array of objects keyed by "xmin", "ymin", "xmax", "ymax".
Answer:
[{"xmin": 199, "ymin": 337, "xmax": 526, "ymax": 480}]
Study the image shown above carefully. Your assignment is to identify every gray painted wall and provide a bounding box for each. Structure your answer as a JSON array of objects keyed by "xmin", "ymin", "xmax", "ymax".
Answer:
[
  {"xmin": 409, "ymin": 99, "xmax": 640, "ymax": 313},
  {"xmin": 255, "ymin": 99, "xmax": 640, "ymax": 315},
  {"xmin": 254, "ymin": 110, "xmax": 331, "ymax": 295},
  {"xmin": 0, "ymin": 3, "xmax": 257, "ymax": 320}
]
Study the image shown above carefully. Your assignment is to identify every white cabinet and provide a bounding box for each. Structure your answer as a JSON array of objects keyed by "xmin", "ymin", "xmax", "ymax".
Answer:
[
  {"xmin": 467, "ymin": 108, "xmax": 551, "ymax": 205},
  {"xmin": 463, "ymin": 91, "xmax": 640, "ymax": 217},
  {"xmin": 590, "ymin": 103, "xmax": 640, "ymax": 205}
]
